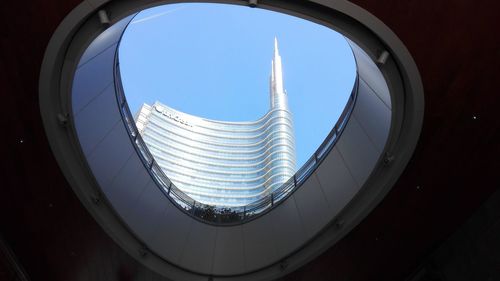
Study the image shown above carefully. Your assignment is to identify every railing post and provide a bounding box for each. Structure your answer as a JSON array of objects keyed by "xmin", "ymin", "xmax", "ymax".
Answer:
[
  {"xmin": 271, "ymin": 193, "xmax": 274, "ymax": 206},
  {"xmin": 293, "ymin": 175, "xmax": 297, "ymax": 186},
  {"xmin": 167, "ymin": 182, "xmax": 172, "ymax": 195},
  {"xmin": 243, "ymin": 206, "xmax": 246, "ymax": 219}
]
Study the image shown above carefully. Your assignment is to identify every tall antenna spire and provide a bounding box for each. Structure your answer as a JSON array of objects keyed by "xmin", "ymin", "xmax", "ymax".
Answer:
[
  {"xmin": 271, "ymin": 37, "xmax": 284, "ymax": 96},
  {"xmin": 274, "ymin": 36, "xmax": 279, "ymax": 58}
]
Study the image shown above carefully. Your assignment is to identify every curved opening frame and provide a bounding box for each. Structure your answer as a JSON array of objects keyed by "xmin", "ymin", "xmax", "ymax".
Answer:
[
  {"xmin": 39, "ymin": 1, "xmax": 424, "ymax": 280},
  {"xmin": 115, "ymin": 38, "xmax": 360, "ymax": 225}
]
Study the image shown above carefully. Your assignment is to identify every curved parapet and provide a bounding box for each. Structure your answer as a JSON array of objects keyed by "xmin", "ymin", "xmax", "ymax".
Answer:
[{"xmin": 39, "ymin": 1, "xmax": 423, "ymax": 280}]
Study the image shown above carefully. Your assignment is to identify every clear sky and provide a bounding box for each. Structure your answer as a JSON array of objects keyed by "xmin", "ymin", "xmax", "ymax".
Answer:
[{"xmin": 118, "ymin": 3, "xmax": 356, "ymax": 168}]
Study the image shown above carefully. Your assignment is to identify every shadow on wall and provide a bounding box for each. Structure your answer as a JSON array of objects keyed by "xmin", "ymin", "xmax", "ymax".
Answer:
[{"xmin": 406, "ymin": 189, "xmax": 500, "ymax": 281}]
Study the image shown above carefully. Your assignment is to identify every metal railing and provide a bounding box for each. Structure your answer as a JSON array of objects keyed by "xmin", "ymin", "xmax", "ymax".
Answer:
[{"xmin": 114, "ymin": 58, "xmax": 358, "ymax": 225}]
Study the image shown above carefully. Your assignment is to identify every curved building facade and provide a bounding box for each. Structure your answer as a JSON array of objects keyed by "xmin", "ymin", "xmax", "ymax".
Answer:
[{"xmin": 134, "ymin": 39, "xmax": 296, "ymax": 207}]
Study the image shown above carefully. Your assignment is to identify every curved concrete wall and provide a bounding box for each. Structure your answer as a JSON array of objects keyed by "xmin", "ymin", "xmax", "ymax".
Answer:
[{"xmin": 72, "ymin": 16, "xmax": 391, "ymax": 277}]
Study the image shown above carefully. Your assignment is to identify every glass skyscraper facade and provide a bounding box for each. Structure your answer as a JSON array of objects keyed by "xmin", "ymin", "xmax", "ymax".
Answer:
[{"xmin": 135, "ymin": 39, "xmax": 296, "ymax": 207}]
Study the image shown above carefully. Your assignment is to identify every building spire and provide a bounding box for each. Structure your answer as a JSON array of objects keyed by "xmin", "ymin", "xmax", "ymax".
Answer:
[
  {"xmin": 274, "ymin": 36, "xmax": 279, "ymax": 58},
  {"xmin": 270, "ymin": 37, "xmax": 286, "ymax": 109}
]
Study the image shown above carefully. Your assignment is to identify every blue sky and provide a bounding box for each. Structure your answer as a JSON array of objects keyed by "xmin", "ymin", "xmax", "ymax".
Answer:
[{"xmin": 118, "ymin": 3, "xmax": 356, "ymax": 168}]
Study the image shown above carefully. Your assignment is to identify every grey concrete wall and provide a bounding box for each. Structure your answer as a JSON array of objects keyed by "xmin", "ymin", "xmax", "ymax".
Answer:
[{"xmin": 71, "ymin": 14, "xmax": 394, "ymax": 278}]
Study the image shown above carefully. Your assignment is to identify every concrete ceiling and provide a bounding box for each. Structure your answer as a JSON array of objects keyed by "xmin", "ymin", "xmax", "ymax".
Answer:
[{"xmin": 1, "ymin": 0, "xmax": 499, "ymax": 280}]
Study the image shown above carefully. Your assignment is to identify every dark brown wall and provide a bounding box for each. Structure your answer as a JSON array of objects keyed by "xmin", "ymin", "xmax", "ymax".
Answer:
[
  {"xmin": 405, "ymin": 188, "xmax": 500, "ymax": 281},
  {"xmin": 0, "ymin": 1, "xmax": 499, "ymax": 280}
]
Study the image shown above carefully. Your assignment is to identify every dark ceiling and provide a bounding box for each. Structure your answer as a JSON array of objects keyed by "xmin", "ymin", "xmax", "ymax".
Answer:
[{"xmin": 1, "ymin": 0, "xmax": 499, "ymax": 280}]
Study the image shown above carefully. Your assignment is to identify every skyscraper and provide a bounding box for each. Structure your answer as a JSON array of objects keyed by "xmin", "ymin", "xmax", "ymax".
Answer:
[{"xmin": 135, "ymin": 38, "xmax": 296, "ymax": 207}]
